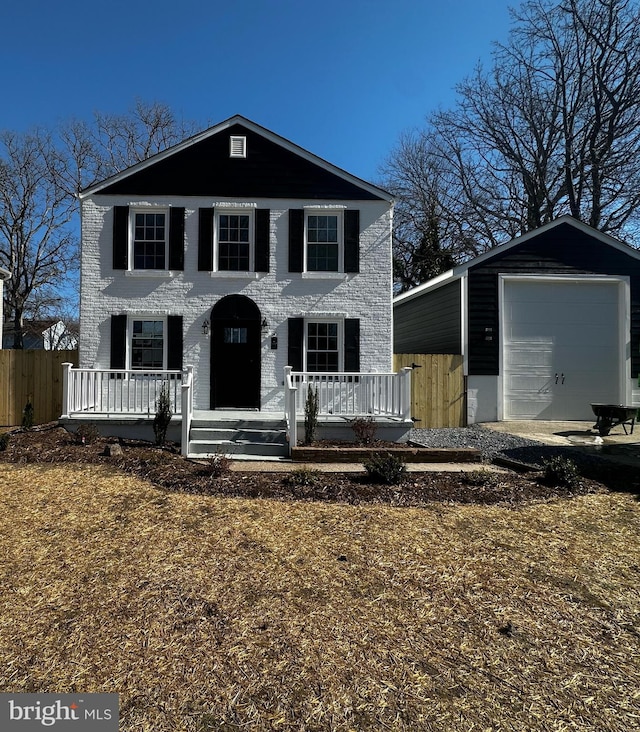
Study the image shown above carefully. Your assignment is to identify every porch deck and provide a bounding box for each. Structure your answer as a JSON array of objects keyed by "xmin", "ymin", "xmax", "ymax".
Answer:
[{"xmin": 60, "ymin": 364, "xmax": 414, "ymax": 458}]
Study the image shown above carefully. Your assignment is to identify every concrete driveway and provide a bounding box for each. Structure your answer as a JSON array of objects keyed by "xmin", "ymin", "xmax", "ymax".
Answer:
[{"xmin": 482, "ymin": 419, "xmax": 640, "ymax": 467}]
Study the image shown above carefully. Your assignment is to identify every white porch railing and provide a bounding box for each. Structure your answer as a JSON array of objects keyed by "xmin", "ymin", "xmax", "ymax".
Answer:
[
  {"xmin": 61, "ymin": 364, "xmax": 183, "ymax": 418},
  {"xmin": 283, "ymin": 367, "xmax": 413, "ymax": 448},
  {"xmin": 286, "ymin": 368, "xmax": 412, "ymax": 417}
]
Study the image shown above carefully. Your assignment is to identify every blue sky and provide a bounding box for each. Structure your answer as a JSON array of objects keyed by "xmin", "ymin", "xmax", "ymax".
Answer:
[{"xmin": 2, "ymin": 0, "xmax": 513, "ymax": 183}]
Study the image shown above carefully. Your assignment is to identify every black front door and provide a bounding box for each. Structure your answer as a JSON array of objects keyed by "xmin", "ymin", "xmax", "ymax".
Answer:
[{"xmin": 210, "ymin": 295, "xmax": 261, "ymax": 409}]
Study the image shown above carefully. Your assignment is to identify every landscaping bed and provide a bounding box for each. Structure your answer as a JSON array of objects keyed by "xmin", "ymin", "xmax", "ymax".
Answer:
[
  {"xmin": 0, "ymin": 422, "xmax": 631, "ymax": 506},
  {"xmin": 291, "ymin": 444, "xmax": 481, "ymax": 462}
]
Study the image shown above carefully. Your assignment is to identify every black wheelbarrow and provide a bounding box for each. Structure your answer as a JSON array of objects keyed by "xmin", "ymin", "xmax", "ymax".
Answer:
[{"xmin": 591, "ymin": 403, "xmax": 637, "ymax": 436}]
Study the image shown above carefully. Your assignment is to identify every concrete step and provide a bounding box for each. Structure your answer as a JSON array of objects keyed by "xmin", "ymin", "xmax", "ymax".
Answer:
[
  {"xmin": 190, "ymin": 417, "xmax": 286, "ymax": 431},
  {"xmin": 187, "ymin": 414, "xmax": 289, "ymax": 459},
  {"xmin": 189, "ymin": 427, "xmax": 287, "ymax": 444},
  {"xmin": 188, "ymin": 439, "xmax": 288, "ymax": 458}
]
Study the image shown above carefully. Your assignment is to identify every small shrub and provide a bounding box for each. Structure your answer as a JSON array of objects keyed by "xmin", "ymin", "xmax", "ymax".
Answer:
[
  {"xmin": 351, "ymin": 416, "xmax": 378, "ymax": 445},
  {"xmin": 0, "ymin": 433, "xmax": 10, "ymax": 451},
  {"xmin": 463, "ymin": 469, "xmax": 501, "ymax": 488},
  {"xmin": 75, "ymin": 423, "xmax": 100, "ymax": 445},
  {"xmin": 283, "ymin": 467, "xmax": 320, "ymax": 487},
  {"xmin": 363, "ymin": 452, "xmax": 407, "ymax": 485},
  {"xmin": 201, "ymin": 453, "xmax": 231, "ymax": 478},
  {"xmin": 22, "ymin": 400, "xmax": 34, "ymax": 431},
  {"xmin": 153, "ymin": 383, "xmax": 173, "ymax": 447},
  {"xmin": 543, "ymin": 455, "xmax": 580, "ymax": 488},
  {"xmin": 304, "ymin": 385, "xmax": 319, "ymax": 445}
]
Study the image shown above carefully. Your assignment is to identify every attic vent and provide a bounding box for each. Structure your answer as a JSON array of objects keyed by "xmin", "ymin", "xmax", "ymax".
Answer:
[{"xmin": 229, "ymin": 135, "xmax": 247, "ymax": 158}]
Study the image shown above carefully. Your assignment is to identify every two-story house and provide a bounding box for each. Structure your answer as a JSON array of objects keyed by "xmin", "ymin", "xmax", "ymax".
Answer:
[{"xmin": 67, "ymin": 116, "xmax": 411, "ymax": 456}]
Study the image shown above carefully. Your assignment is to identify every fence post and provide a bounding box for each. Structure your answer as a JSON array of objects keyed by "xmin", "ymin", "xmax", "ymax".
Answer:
[
  {"xmin": 401, "ymin": 367, "xmax": 413, "ymax": 421},
  {"xmin": 61, "ymin": 362, "xmax": 73, "ymax": 418}
]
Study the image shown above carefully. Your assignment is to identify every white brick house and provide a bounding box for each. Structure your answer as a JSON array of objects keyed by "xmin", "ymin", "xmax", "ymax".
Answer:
[{"xmin": 71, "ymin": 116, "xmax": 408, "ymax": 455}]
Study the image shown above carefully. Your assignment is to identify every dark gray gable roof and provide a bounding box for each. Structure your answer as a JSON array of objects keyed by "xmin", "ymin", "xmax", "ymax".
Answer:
[
  {"xmin": 80, "ymin": 115, "xmax": 391, "ymax": 202},
  {"xmin": 394, "ymin": 215, "xmax": 640, "ymax": 305}
]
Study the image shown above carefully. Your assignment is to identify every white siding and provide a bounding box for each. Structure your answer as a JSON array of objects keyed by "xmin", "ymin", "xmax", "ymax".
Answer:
[{"xmin": 80, "ymin": 196, "xmax": 393, "ymax": 411}]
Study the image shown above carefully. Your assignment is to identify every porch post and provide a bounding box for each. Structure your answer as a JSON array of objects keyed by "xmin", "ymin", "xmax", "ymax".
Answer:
[
  {"xmin": 61, "ymin": 362, "xmax": 73, "ymax": 419},
  {"xmin": 284, "ymin": 366, "xmax": 298, "ymax": 454},
  {"xmin": 181, "ymin": 365, "xmax": 194, "ymax": 457}
]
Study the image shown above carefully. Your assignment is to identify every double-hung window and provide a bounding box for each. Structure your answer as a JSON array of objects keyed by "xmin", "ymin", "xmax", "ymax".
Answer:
[
  {"xmin": 131, "ymin": 319, "xmax": 165, "ymax": 370},
  {"xmin": 306, "ymin": 321, "xmax": 340, "ymax": 372},
  {"xmin": 133, "ymin": 212, "xmax": 167, "ymax": 270},
  {"xmin": 288, "ymin": 209, "xmax": 359, "ymax": 274},
  {"xmin": 197, "ymin": 207, "xmax": 269, "ymax": 274},
  {"xmin": 306, "ymin": 212, "xmax": 341, "ymax": 272},
  {"xmin": 218, "ymin": 212, "xmax": 252, "ymax": 271},
  {"xmin": 113, "ymin": 206, "xmax": 184, "ymax": 272},
  {"xmin": 288, "ymin": 317, "xmax": 360, "ymax": 373}
]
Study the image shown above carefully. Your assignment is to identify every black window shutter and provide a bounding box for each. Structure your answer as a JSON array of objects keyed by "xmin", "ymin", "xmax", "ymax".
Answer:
[
  {"xmin": 288, "ymin": 209, "xmax": 304, "ymax": 273},
  {"xmin": 255, "ymin": 209, "xmax": 270, "ymax": 273},
  {"xmin": 344, "ymin": 318, "xmax": 360, "ymax": 372},
  {"xmin": 113, "ymin": 206, "xmax": 129, "ymax": 270},
  {"xmin": 110, "ymin": 314, "xmax": 127, "ymax": 369},
  {"xmin": 167, "ymin": 315, "xmax": 183, "ymax": 370},
  {"xmin": 198, "ymin": 208, "xmax": 214, "ymax": 271},
  {"xmin": 344, "ymin": 210, "xmax": 360, "ymax": 273},
  {"xmin": 288, "ymin": 317, "xmax": 304, "ymax": 371},
  {"xmin": 169, "ymin": 207, "xmax": 185, "ymax": 271}
]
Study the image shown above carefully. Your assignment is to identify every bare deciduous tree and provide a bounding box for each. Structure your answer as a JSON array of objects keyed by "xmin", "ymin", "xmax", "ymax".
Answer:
[
  {"xmin": 0, "ymin": 130, "xmax": 76, "ymax": 348},
  {"xmin": 58, "ymin": 99, "xmax": 201, "ymax": 195},
  {"xmin": 1, "ymin": 101, "xmax": 202, "ymax": 347},
  {"xmin": 384, "ymin": 0, "xmax": 640, "ymax": 290}
]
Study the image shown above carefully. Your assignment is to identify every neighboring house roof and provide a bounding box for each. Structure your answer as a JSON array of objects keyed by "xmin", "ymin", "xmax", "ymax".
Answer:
[
  {"xmin": 394, "ymin": 215, "xmax": 640, "ymax": 306},
  {"xmin": 80, "ymin": 114, "xmax": 393, "ymax": 203},
  {"xmin": 2, "ymin": 319, "xmax": 78, "ymax": 350}
]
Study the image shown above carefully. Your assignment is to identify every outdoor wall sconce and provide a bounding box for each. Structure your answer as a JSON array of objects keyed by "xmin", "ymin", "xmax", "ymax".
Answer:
[
  {"xmin": 261, "ymin": 317, "xmax": 269, "ymax": 331},
  {"xmin": 202, "ymin": 318, "xmax": 210, "ymax": 336}
]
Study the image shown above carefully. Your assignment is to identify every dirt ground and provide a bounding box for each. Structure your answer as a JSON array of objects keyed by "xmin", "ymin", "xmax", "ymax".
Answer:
[{"xmin": 1, "ymin": 423, "xmax": 634, "ymax": 507}]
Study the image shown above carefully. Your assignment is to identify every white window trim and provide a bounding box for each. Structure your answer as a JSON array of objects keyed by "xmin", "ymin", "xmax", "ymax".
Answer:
[
  {"xmin": 304, "ymin": 209, "xmax": 343, "ymax": 274},
  {"xmin": 213, "ymin": 208, "xmax": 255, "ymax": 274},
  {"xmin": 127, "ymin": 315, "xmax": 167, "ymax": 371},
  {"xmin": 304, "ymin": 317, "xmax": 344, "ymax": 372},
  {"xmin": 125, "ymin": 270, "xmax": 175, "ymax": 279},
  {"xmin": 129, "ymin": 207, "xmax": 169, "ymax": 272}
]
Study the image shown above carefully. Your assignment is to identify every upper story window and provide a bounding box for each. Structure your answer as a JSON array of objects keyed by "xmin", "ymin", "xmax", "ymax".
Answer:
[
  {"xmin": 133, "ymin": 212, "xmax": 166, "ymax": 270},
  {"xmin": 112, "ymin": 206, "xmax": 184, "ymax": 273},
  {"xmin": 306, "ymin": 213, "xmax": 340, "ymax": 272},
  {"xmin": 218, "ymin": 212, "xmax": 252, "ymax": 271},
  {"xmin": 197, "ymin": 207, "xmax": 270, "ymax": 274},
  {"xmin": 288, "ymin": 208, "xmax": 359, "ymax": 274}
]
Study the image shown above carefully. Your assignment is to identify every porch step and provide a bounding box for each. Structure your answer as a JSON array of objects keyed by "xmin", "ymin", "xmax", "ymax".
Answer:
[{"xmin": 187, "ymin": 416, "xmax": 288, "ymax": 459}]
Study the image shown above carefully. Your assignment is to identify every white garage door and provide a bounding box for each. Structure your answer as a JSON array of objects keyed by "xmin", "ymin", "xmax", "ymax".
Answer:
[{"xmin": 503, "ymin": 279, "xmax": 622, "ymax": 420}]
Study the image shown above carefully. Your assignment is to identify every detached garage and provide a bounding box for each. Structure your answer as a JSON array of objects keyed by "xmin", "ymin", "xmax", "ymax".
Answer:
[{"xmin": 394, "ymin": 216, "xmax": 640, "ymax": 424}]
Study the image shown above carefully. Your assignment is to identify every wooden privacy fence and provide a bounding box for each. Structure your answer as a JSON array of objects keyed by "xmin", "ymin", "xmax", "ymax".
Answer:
[
  {"xmin": 0, "ymin": 350, "xmax": 78, "ymax": 426},
  {"xmin": 393, "ymin": 354, "xmax": 466, "ymax": 428}
]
